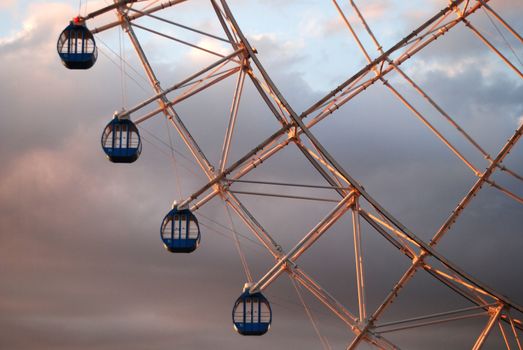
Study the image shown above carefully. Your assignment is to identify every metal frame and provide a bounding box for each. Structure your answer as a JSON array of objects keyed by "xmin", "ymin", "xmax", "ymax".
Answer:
[{"xmin": 74, "ymin": 0, "xmax": 523, "ymax": 348}]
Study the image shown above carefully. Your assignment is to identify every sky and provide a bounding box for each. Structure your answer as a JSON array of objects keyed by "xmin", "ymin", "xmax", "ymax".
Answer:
[{"xmin": 1, "ymin": 0, "xmax": 522, "ymax": 349}]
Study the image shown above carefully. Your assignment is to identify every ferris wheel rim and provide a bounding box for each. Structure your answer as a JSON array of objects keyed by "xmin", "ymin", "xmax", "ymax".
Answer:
[{"xmin": 56, "ymin": 0, "xmax": 523, "ymax": 347}]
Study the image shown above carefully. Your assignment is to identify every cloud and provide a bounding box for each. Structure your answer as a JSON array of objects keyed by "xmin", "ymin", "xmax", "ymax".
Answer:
[
  {"xmin": 249, "ymin": 33, "xmax": 306, "ymax": 65},
  {"xmin": 358, "ymin": 1, "xmax": 391, "ymax": 21},
  {"xmin": 0, "ymin": 21, "xmax": 34, "ymax": 48},
  {"xmin": 0, "ymin": 2, "xmax": 72, "ymax": 56},
  {"xmin": 0, "ymin": 0, "xmax": 15, "ymax": 10},
  {"xmin": 186, "ymin": 37, "xmax": 230, "ymax": 63}
]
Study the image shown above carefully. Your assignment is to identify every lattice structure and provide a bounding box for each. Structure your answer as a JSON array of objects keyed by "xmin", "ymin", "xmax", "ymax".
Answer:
[{"xmin": 58, "ymin": 0, "xmax": 523, "ymax": 348}]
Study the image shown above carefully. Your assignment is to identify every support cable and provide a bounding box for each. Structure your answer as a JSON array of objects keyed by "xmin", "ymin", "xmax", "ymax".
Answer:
[
  {"xmin": 461, "ymin": 18, "xmax": 523, "ymax": 78},
  {"xmin": 229, "ymin": 190, "xmax": 340, "ymax": 203},
  {"xmin": 374, "ymin": 304, "xmax": 497, "ymax": 329},
  {"xmin": 83, "ymin": 0, "xmax": 89, "ymax": 16},
  {"xmin": 226, "ymin": 178, "xmax": 350, "ymax": 190},
  {"xmin": 479, "ymin": 0, "xmax": 523, "ymax": 44},
  {"xmin": 164, "ymin": 109, "xmax": 183, "ymax": 198},
  {"xmin": 291, "ymin": 270, "xmax": 395, "ymax": 349},
  {"xmin": 224, "ymin": 202, "xmax": 253, "ymax": 283},
  {"xmin": 139, "ymin": 135, "xmax": 199, "ymax": 178},
  {"xmin": 128, "ymin": 7, "xmax": 230, "ymax": 43},
  {"xmin": 176, "ymin": 66, "xmax": 240, "ymax": 90},
  {"xmin": 224, "ymin": 191, "xmax": 283, "ymax": 258},
  {"xmin": 198, "ymin": 221, "xmax": 264, "ymax": 252},
  {"xmin": 378, "ymin": 311, "xmax": 488, "ymax": 334},
  {"xmin": 119, "ymin": 27, "xmax": 127, "ymax": 108},
  {"xmin": 131, "ymin": 23, "xmax": 228, "ymax": 58},
  {"xmin": 265, "ymin": 291, "xmax": 332, "ymax": 318},
  {"xmin": 97, "ymin": 41, "xmax": 150, "ymax": 93},
  {"xmin": 198, "ymin": 212, "xmax": 265, "ymax": 249},
  {"xmin": 482, "ymin": 6, "xmax": 523, "ymax": 68},
  {"xmin": 290, "ymin": 277, "xmax": 331, "ymax": 350},
  {"xmin": 97, "ymin": 36, "xmax": 150, "ymax": 87},
  {"xmin": 139, "ymin": 126, "xmax": 200, "ymax": 168}
]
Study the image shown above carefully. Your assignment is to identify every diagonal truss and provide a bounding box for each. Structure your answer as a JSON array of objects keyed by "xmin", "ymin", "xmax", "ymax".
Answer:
[{"xmin": 82, "ymin": 0, "xmax": 523, "ymax": 348}]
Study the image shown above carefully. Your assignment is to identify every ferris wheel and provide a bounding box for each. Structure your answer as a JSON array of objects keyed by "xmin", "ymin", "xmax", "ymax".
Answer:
[{"xmin": 56, "ymin": 0, "xmax": 523, "ymax": 348}]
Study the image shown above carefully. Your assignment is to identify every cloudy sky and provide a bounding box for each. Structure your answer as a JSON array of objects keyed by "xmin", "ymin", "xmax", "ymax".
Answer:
[{"xmin": 1, "ymin": 0, "xmax": 522, "ymax": 349}]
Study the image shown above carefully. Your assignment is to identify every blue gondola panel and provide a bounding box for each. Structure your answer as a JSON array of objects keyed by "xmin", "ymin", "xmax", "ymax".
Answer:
[
  {"xmin": 161, "ymin": 208, "xmax": 201, "ymax": 253},
  {"xmin": 57, "ymin": 19, "xmax": 97, "ymax": 69},
  {"xmin": 101, "ymin": 118, "xmax": 142, "ymax": 163},
  {"xmin": 233, "ymin": 290, "xmax": 272, "ymax": 336}
]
